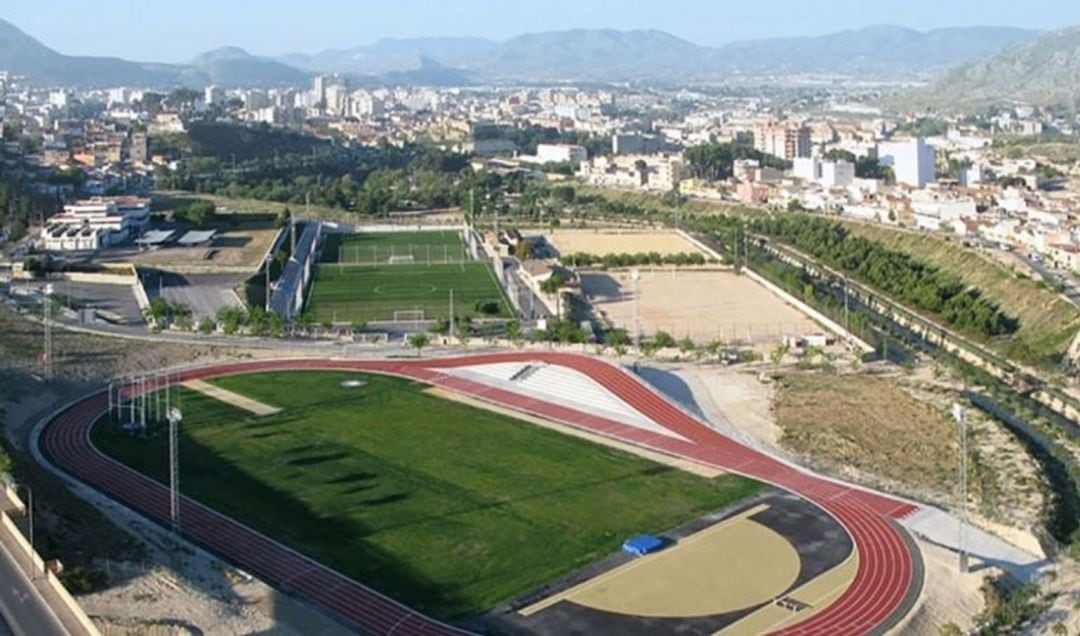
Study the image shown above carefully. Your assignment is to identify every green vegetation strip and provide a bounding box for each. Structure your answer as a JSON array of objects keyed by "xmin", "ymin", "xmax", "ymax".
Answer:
[{"xmin": 91, "ymin": 371, "xmax": 763, "ymax": 619}]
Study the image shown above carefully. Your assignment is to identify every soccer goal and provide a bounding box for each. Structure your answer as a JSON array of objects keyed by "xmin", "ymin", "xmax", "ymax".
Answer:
[
  {"xmin": 387, "ymin": 254, "xmax": 416, "ymax": 265},
  {"xmin": 393, "ymin": 309, "xmax": 425, "ymax": 322}
]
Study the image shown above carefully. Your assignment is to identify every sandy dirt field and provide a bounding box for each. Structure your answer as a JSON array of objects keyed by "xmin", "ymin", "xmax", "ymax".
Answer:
[
  {"xmin": 581, "ymin": 269, "xmax": 821, "ymax": 344},
  {"xmin": 522, "ymin": 503, "xmax": 799, "ymax": 619},
  {"xmin": 545, "ymin": 229, "xmax": 703, "ymax": 257}
]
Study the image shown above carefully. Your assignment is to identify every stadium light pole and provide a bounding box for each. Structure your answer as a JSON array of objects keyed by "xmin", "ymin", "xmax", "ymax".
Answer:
[
  {"xmin": 42, "ymin": 283, "xmax": 53, "ymax": 381},
  {"xmin": 168, "ymin": 407, "xmax": 183, "ymax": 535},
  {"xmin": 448, "ymin": 289, "xmax": 455, "ymax": 341},
  {"xmin": 952, "ymin": 402, "xmax": 969, "ymax": 573}
]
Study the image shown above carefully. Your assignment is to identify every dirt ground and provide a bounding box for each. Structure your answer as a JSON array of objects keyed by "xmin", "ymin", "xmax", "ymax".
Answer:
[
  {"xmin": 900, "ymin": 540, "xmax": 988, "ymax": 635},
  {"xmin": 581, "ymin": 269, "xmax": 821, "ymax": 344},
  {"xmin": 545, "ymin": 228, "xmax": 703, "ymax": 257},
  {"xmin": 675, "ymin": 361, "xmax": 1046, "ymax": 553}
]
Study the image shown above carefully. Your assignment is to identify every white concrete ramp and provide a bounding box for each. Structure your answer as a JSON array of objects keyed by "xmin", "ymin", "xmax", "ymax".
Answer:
[
  {"xmin": 900, "ymin": 507, "xmax": 1048, "ymax": 580},
  {"xmin": 444, "ymin": 361, "xmax": 690, "ymax": 442}
]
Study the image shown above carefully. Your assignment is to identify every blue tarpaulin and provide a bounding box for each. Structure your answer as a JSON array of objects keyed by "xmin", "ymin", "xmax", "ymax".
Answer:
[{"xmin": 622, "ymin": 534, "xmax": 664, "ymax": 556}]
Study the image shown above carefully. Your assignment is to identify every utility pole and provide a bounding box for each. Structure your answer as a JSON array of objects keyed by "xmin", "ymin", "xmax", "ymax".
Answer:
[
  {"xmin": 952, "ymin": 402, "xmax": 969, "ymax": 573},
  {"xmin": 168, "ymin": 407, "xmax": 183, "ymax": 535}
]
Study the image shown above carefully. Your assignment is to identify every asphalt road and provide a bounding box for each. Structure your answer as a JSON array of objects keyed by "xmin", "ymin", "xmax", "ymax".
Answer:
[{"xmin": 0, "ymin": 538, "xmax": 67, "ymax": 636}]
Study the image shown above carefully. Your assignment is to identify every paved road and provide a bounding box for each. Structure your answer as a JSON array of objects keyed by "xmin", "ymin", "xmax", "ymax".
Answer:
[{"xmin": 0, "ymin": 536, "xmax": 67, "ymax": 636}]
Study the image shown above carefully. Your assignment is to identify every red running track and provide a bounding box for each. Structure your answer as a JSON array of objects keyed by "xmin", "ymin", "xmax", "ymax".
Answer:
[{"xmin": 39, "ymin": 352, "xmax": 920, "ymax": 635}]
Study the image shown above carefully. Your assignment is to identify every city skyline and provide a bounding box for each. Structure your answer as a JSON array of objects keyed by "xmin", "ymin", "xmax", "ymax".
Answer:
[{"xmin": 4, "ymin": 0, "xmax": 1080, "ymax": 64}]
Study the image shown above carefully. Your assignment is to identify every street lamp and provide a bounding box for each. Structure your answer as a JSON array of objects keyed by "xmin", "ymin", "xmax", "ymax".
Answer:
[{"xmin": 952, "ymin": 402, "xmax": 969, "ymax": 573}]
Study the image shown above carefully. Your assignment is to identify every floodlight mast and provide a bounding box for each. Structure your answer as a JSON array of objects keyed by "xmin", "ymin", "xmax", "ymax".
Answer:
[
  {"xmin": 168, "ymin": 406, "xmax": 183, "ymax": 534},
  {"xmin": 42, "ymin": 283, "xmax": 53, "ymax": 381}
]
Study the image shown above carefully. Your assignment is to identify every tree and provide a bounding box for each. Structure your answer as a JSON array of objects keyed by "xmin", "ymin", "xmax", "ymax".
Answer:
[
  {"xmin": 653, "ymin": 331, "xmax": 676, "ymax": 349},
  {"xmin": 198, "ymin": 317, "xmax": 215, "ymax": 334},
  {"xmin": 177, "ymin": 200, "xmax": 216, "ymax": 228},
  {"xmin": 408, "ymin": 333, "xmax": 430, "ymax": 357},
  {"xmin": 769, "ymin": 342, "xmax": 790, "ymax": 366},
  {"xmin": 506, "ymin": 320, "xmax": 523, "ymax": 345}
]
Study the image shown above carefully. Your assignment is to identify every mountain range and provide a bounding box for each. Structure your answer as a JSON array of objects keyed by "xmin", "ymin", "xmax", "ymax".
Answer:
[
  {"xmin": 0, "ymin": 17, "xmax": 1044, "ymax": 88},
  {"xmin": 900, "ymin": 26, "xmax": 1080, "ymax": 110}
]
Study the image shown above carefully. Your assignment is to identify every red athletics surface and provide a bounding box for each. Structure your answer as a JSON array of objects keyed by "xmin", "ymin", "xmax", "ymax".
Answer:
[{"xmin": 39, "ymin": 352, "xmax": 920, "ymax": 635}]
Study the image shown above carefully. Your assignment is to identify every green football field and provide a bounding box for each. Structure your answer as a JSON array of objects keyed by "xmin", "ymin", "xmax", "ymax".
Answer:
[
  {"xmin": 306, "ymin": 261, "xmax": 512, "ymax": 323},
  {"xmin": 92, "ymin": 370, "xmax": 764, "ymax": 619},
  {"xmin": 320, "ymin": 230, "xmax": 468, "ymax": 265}
]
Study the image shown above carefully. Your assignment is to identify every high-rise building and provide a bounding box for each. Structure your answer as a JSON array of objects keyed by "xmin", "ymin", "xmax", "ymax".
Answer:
[
  {"xmin": 204, "ymin": 85, "xmax": 224, "ymax": 106},
  {"xmin": 877, "ymin": 138, "xmax": 935, "ymax": 188},
  {"xmin": 753, "ymin": 121, "xmax": 811, "ymax": 161}
]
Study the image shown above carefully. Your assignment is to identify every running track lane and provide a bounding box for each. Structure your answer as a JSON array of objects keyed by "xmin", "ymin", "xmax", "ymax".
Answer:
[{"xmin": 39, "ymin": 353, "xmax": 920, "ymax": 636}]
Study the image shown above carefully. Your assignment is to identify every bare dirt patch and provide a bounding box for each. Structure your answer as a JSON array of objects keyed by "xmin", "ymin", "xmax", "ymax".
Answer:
[
  {"xmin": 581, "ymin": 269, "xmax": 820, "ymax": 344},
  {"xmin": 772, "ymin": 369, "xmax": 1045, "ymax": 538},
  {"xmin": 545, "ymin": 228, "xmax": 703, "ymax": 257}
]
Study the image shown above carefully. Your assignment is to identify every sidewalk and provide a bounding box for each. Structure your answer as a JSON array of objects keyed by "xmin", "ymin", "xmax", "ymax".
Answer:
[{"xmin": 0, "ymin": 485, "xmax": 100, "ymax": 636}]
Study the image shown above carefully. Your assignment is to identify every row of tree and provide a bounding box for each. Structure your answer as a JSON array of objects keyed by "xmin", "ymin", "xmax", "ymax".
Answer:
[
  {"xmin": 750, "ymin": 216, "xmax": 1019, "ymax": 339},
  {"xmin": 563, "ymin": 251, "xmax": 711, "ymax": 268},
  {"xmin": 158, "ymin": 142, "xmax": 478, "ymax": 216}
]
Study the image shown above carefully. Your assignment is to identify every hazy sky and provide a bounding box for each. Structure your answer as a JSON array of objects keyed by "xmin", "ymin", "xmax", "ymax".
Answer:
[{"xmin": 5, "ymin": 0, "xmax": 1080, "ymax": 63}]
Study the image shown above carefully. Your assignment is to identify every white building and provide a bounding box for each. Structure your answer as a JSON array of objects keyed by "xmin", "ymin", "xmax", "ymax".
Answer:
[
  {"xmin": 793, "ymin": 157, "xmax": 821, "ymax": 181},
  {"xmin": 204, "ymin": 85, "xmax": 224, "ymax": 105},
  {"xmin": 878, "ymin": 138, "xmax": 935, "ymax": 188},
  {"xmin": 41, "ymin": 197, "xmax": 151, "ymax": 251},
  {"xmin": 529, "ymin": 143, "xmax": 587, "ymax": 164},
  {"xmin": 820, "ymin": 161, "xmax": 855, "ymax": 188}
]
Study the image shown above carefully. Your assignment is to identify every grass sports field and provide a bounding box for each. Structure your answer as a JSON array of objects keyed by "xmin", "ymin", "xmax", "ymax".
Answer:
[
  {"xmin": 307, "ymin": 262, "xmax": 511, "ymax": 323},
  {"xmin": 308, "ymin": 230, "xmax": 511, "ymax": 323},
  {"xmin": 92, "ymin": 370, "xmax": 763, "ymax": 619}
]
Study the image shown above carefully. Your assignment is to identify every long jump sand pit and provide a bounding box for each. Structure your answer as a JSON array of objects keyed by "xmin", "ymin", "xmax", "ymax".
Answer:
[
  {"xmin": 581, "ymin": 269, "xmax": 821, "ymax": 344},
  {"xmin": 181, "ymin": 379, "xmax": 281, "ymax": 416},
  {"xmin": 546, "ymin": 229, "xmax": 703, "ymax": 257},
  {"xmin": 522, "ymin": 503, "xmax": 799, "ymax": 619}
]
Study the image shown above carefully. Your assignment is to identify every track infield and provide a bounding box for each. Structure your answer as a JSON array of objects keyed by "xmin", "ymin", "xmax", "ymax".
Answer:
[{"xmin": 89, "ymin": 370, "xmax": 765, "ymax": 620}]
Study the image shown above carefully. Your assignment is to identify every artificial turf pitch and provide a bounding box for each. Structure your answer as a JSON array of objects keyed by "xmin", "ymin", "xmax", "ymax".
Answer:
[
  {"xmin": 92, "ymin": 370, "xmax": 764, "ymax": 620},
  {"xmin": 306, "ymin": 261, "xmax": 512, "ymax": 323},
  {"xmin": 309, "ymin": 230, "xmax": 510, "ymax": 323}
]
